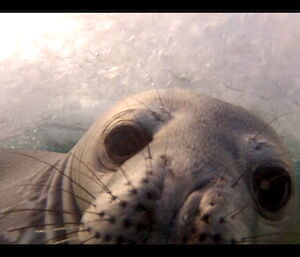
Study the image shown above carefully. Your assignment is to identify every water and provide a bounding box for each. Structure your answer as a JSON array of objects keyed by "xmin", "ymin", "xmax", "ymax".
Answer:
[{"xmin": 0, "ymin": 13, "xmax": 299, "ymax": 156}]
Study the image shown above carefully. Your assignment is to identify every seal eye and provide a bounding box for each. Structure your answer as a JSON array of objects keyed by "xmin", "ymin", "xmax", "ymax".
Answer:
[
  {"xmin": 253, "ymin": 165, "xmax": 291, "ymax": 214},
  {"xmin": 105, "ymin": 124, "xmax": 152, "ymax": 164}
]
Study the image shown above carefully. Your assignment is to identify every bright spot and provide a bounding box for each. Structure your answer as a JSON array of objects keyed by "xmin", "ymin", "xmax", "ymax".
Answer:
[{"xmin": 0, "ymin": 13, "xmax": 82, "ymax": 60}]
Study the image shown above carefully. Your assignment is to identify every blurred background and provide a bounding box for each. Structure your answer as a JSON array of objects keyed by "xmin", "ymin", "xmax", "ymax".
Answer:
[{"xmin": 0, "ymin": 13, "xmax": 299, "ymax": 163}]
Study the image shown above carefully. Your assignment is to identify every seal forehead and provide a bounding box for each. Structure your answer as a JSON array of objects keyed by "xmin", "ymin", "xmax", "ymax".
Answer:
[{"xmin": 123, "ymin": 88, "xmax": 270, "ymax": 133}]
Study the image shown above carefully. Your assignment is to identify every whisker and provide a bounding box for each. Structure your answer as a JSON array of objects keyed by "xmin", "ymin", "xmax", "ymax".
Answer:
[
  {"xmin": 69, "ymin": 152, "xmax": 120, "ymax": 201},
  {"xmin": 3, "ymin": 208, "xmax": 98, "ymax": 218},
  {"xmin": 229, "ymin": 204, "xmax": 248, "ymax": 219},
  {"xmin": 82, "ymin": 217, "xmax": 118, "ymax": 225},
  {"xmin": 53, "ymin": 236, "xmax": 79, "ymax": 245},
  {"xmin": 44, "ymin": 228, "xmax": 88, "ymax": 244},
  {"xmin": 130, "ymin": 95, "xmax": 163, "ymax": 122},
  {"xmin": 232, "ymin": 145, "xmax": 295, "ymax": 188},
  {"xmin": 240, "ymin": 232, "xmax": 300, "ymax": 242},
  {"xmin": 254, "ymin": 172, "xmax": 290, "ymax": 185},
  {"xmin": 7, "ymin": 222, "xmax": 81, "ymax": 233},
  {"xmin": 20, "ymin": 183, "xmax": 96, "ymax": 207},
  {"xmin": 210, "ymin": 168, "xmax": 231, "ymax": 205},
  {"xmin": 163, "ymin": 132, "xmax": 169, "ymax": 157},
  {"xmin": 35, "ymin": 226, "xmax": 79, "ymax": 233},
  {"xmin": 117, "ymin": 96, "xmax": 153, "ymax": 184},
  {"xmin": 119, "ymin": 166, "xmax": 136, "ymax": 191},
  {"xmin": 144, "ymin": 141, "xmax": 153, "ymax": 180},
  {"xmin": 68, "ymin": 165, "xmax": 113, "ymax": 193},
  {"xmin": 78, "ymin": 235, "xmax": 97, "ymax": 244},
  {"xmin": 231, "ymin": 163, "xmax": 270, "ymax": 189},
  {"xmin": 3, "ymin": 208, "xmax": 79, "ymax": 216},
  {"xmin": 9, "ymin": 151, "xmax": 96, "ymax": 200},
  {"xmin": 219, "ymin": 205, "xmax": 246, "ymax": 222},
  {"xmin": 137, "ymin": 62, "xmax": 165, "ymax": 111},
  {"xmin": 253, "ymin": 111, "xmax": 300, "ymax": 141}
]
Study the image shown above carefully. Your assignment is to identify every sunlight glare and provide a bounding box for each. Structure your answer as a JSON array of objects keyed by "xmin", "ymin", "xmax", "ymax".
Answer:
[{"xmin": 0, "ymin": 13, "xmax": 82, "ymax": 60}]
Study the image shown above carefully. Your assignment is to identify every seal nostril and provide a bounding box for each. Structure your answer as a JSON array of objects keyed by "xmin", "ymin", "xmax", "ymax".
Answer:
[{"xmin": 201, "ymin": 214, "xmax": 210, "ymax": 224}]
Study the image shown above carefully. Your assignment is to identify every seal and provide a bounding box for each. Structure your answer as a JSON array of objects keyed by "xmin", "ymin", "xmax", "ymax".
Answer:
[{"xmin": 0, "ymin": 88, "xmax": 298, "ymax": 244}]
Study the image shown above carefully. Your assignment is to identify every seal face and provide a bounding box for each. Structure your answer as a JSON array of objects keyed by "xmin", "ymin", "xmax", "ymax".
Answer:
[{"xmin": 0, "ymin": 88, "xmax": 297, "ymax": 244}]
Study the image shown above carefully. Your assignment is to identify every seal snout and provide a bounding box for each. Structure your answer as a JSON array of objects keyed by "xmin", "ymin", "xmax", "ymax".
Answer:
[
  {"xmin": 174, "ymin": 186, "xmax": 239, "ymax": 244},
  {"xmin": 79, "ymin": 157, "xmax": 242, "ymax": 244}
]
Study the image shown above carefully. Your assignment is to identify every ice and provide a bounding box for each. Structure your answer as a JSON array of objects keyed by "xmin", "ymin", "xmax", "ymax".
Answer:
[{"xmin": 0, "ymin": 13, "xmax": 299, "ymax": 162}]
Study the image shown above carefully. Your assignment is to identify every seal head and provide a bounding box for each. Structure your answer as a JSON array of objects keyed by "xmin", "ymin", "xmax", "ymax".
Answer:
[{"xmin": 65, "ymin": 88, "xmax": 297, "ymax": 244}]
